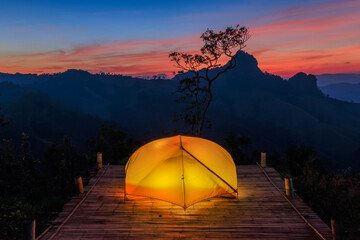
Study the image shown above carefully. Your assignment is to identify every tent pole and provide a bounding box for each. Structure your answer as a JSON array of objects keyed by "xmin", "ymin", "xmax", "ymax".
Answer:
[
  {"xmin": 124, "ymin": 177, "xmax": 127, "ymax": 201},
  {"xmin": 179, "ymin": 135, "xmax": 186, "ymax": 208}
]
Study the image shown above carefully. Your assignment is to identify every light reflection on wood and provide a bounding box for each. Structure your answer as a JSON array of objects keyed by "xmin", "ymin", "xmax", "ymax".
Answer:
[{"xmin": 44, "ymin": 166, "xmax": 332, "ymax": 239}]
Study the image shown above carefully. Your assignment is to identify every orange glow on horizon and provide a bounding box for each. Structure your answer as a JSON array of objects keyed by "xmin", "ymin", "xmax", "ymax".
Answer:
[
  {"xmin": 1, "ymin": 34, "xmax": 358, "ymax": 79},
  {"xmin": 0, "ymin": 1, "xmax": 359, "ymax": 78}
]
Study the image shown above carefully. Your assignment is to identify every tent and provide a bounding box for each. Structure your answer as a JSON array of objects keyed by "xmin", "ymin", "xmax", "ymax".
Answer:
[{"xmin": 125, "ymin": 135, "xmax": 238, "ymax": 208}]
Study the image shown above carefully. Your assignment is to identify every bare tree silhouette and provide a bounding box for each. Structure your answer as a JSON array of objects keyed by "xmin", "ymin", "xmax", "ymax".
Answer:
[{"xmin": 169, "ymin": 25, "xmax": 250, "ymax": 136}]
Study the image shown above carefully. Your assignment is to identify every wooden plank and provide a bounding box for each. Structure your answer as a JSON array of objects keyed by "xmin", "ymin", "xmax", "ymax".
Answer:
[{"xmin": 41, "ymin": 165, "xmax": 332, "ymax": 239}]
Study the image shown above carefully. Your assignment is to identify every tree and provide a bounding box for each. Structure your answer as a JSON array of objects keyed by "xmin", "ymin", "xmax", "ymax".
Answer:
[
  {"xmin": 169, "ymin": 25, "xmax": 249, "ymax": 136},
  {"xmin": 284, "ymin": 143, "xmax": 321, "ymax": 178},
  {"xmin": 43, "ymin": 136, "xmax": 88, "ymax": 196},
  {"xmin": 0, "ymin": 104, "xmax": 9, "ymax": 127},
  {"xmin": 221, "ymin": 131, "xmax": 252, "ymax": 165},
  {"xmin": 86, "ymin": 125, "xmax": 141, "ymax": 165}
]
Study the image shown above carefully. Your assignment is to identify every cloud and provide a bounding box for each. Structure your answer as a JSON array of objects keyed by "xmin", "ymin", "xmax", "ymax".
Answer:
[
  {"xmin": 1, "ymin": 38, "xmax": 200, "ymax": 77},
  {"xmin": 246, "ymin": 0, "xmax": 360, "ymax": 77},
  {"xmin": 0, "ymin": 0, "xmax": 359, "ymax": 78},
  {"xmin": 302, "ymin": 55, "xmax": 335, "ymax": 60},
  {"xmin": 250, "ymin": 48, "xmax": 272, "ymax": 56}
]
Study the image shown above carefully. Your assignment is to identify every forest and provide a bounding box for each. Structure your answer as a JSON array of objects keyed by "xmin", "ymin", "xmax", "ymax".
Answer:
[{"xmin": 1, "ymin": 121, "xmax": 359, "ymax": 239}]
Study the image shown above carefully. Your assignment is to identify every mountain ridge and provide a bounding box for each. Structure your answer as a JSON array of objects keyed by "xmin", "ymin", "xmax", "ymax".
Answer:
[
  {"xmin": 0, "ymin": 51, "xmax": 359, "ymax": 169},
  {"xmin": 320, "ymin": 83, "xmax": 360, "ymax": 103},
  {"xmin": 316, "ymin": 73, "xmax": 360, "ymax": 86}
]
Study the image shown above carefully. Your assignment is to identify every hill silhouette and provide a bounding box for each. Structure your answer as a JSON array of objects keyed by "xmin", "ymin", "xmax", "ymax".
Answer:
[
  {"xmin": 320, "ymin": 83, "xmax": 360, "ymax": 103},
  {"xmin": 316, "ymin": 73, "xmax": 360, "ymax": 86},
  {"xmin": 0, "ymin": 86, "xmax": 110, "ymax": 157},
  {"xmin": 0, "ymin": 52, "xmax": 359, "ymax": 169}
]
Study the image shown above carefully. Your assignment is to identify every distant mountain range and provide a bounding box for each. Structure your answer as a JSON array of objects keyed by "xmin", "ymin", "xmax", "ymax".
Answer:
[
  {"xmin": 315, "ymin": 73, "xmax": 360, "ymax": 103},
  {"xmin": 0, "ymin": 51, "xmax": 359, "ymax": 170},
  {"xmin": 320, "ymin": 83, "xmax": 360, "ymax": 103},
  {"xmin": 316, "ymin": 73, "xmax": 360, "ymax": 86}
]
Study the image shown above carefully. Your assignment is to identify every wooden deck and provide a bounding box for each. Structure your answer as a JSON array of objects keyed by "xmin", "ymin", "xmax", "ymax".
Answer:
[{"xmin": 41, "ymin": 165, "xmax": 332, "ymax": 239}]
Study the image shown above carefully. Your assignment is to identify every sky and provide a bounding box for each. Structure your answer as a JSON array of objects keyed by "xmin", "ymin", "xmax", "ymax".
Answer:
[{"xmin": 0, "ymin": 0, "xmax": 359, "ymax": 78}]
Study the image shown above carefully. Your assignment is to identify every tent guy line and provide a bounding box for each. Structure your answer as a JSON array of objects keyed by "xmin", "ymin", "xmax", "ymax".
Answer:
[
  {"xmin": 179, "ymin": 136, "xmax": 238, "ymax": 194},
  {"xmin": 46, "ymin": 164, "xmax": 110, "ymax": 240},
  {"xmin": 256, "ymin": 162, "xmax": 328, "ymax": 240}
]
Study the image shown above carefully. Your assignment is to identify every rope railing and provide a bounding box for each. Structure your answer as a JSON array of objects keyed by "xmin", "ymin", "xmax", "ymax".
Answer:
[
  {"xmin": 256, "ymin": 162, "xmax": 328, "ymax": 240},
  {"xmin": 42, "ymin": 164, "xmax": 110, "ymax": 240}
]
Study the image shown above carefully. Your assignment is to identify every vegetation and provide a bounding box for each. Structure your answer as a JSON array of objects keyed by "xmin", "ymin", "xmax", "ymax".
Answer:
[
  {"xmin": 222, "ymin": 132, "xmax": 360, "ymax": 239},
  {"xmin": 0, "ymin": 105, "xmax": 7, "ymax": 127},
  {"xmin": 0, "ymin": 133, "xmax": 92, "ymax": 239},
  {"xmin": 277, "ymin": 144, "xmax": 360, "ymax": 239},
  {"xmin": 0, "ymin": 95, "xmax": 359, "ymax": 239},
  {"xmin": 0, "ymin": 116, "xmax": 139, "ymax": 238},
  {"xmin": 221, "ymin": 131, "xmax": 252, "ymax": 165},
  {"xmin": 1, "ymin": 62, "xmax": 360, "ymax": 169},
  {"xmin": 169, "ymin": 25, "xmax": 249, "ymax": 136},
  {"xmin": 86, "ymin": 125, "xmax": 142, "ymax": 165}
]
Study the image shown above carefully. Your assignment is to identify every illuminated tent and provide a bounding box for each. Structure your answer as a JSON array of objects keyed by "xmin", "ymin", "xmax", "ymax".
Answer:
[{"xmin": 125, "ymin": 135, "xmax": 237, "ymax": 208}]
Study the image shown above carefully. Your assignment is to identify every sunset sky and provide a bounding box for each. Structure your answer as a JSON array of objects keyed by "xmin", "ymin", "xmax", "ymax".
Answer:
[{"xmin": 0, "ymin": 0, "xmax": 359, "ymax": 78}]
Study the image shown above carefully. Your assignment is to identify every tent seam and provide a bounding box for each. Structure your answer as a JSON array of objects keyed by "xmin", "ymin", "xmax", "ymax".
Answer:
[{"xmin": 179, "ymin": 135, "xmax": 186, "ymax": 208}]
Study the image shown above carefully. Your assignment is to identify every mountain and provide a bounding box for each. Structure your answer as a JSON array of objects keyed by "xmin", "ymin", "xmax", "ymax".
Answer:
[
  {"xmin": 0, "ymin": 72, "xmax": 42, "ymax": 85},
  {"xmin": 320, "ymin": 83, "xmax": 360, "ymax": 103},
  {"xmin": 0, "ymin": 84, "xmax": 111, "ymax": 157},
  {"xmin": 0, "ymin": 52, "xmax": 360, "ymax": 170},
  {"xmin": 28, "ymin": 69, "xmax": 180, "ymax": 136},
  {"xmin": 206, "ymin": 53, "xmax": 360, "ymax": 169},
  {"xmin": 316, "ymin": 73, "xmax": 360, "ymax": 87}
]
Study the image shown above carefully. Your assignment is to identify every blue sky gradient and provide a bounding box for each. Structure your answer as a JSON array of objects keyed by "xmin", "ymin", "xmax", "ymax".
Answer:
[{"xmin": 0, "ymin": 0, "xmax": 359, "ymax": 77}]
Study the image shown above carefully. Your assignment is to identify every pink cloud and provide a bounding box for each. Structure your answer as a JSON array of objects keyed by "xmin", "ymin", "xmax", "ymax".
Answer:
[
  {"xmin": 246, "ymin": 0, "xmax": 360, "ymax": 77},
  {"xmin": 0, "ymin": 0, "xmax": 359, "ymax": 78},
  {"xmin": 254, "ymin": 44, "xmax": 360, "ymax": 77},
  {"xmin": 0, "ymin": 37, "xmax": 201, "ymax": 77}
]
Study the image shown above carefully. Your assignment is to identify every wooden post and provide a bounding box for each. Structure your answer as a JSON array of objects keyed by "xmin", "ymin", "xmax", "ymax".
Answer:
[
  {"xmin": 285, "ymin": 178, "xmax": 291, "ymax": 197},
  {"xmin": 261, "ymin": 152, "xmax": 266, "ymax": 167},
  {"xmin": 290, "ymin": 178, "xmax": 294, "ymax": 197},
  {"xmin": 331, "ymin": 219, "xmax": 344, "ymax": 240},
  {"xmin": 25, "ymin": 219, "xmax": 35, "ymax": 240},
  {"xmin": 124, "ymin": 180, "xmax": 127, "ymax": 201},
  {"xmin": 97, "ymin": 152, "xmax": 103, "ymax": 170},
  {"xmin": 75, "ymin": 176, "xmax": 84, "ymax": 194}
]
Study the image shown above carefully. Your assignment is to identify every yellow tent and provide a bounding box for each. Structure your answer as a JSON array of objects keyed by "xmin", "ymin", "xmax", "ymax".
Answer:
[{"xmin": 125, "ymin": 135, "xmax": 237, "ymax": 208}]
